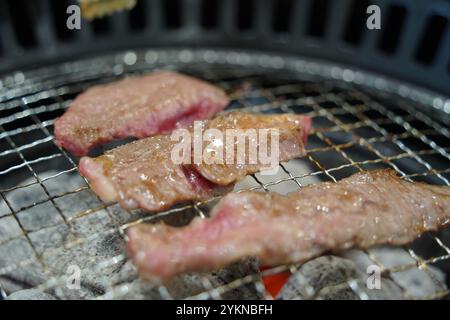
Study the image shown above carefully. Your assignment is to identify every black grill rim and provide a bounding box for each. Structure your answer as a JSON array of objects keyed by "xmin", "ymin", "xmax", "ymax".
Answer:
[{"xmin": 0, "ymin": 0, "xmax": 448, "ymax": 96}]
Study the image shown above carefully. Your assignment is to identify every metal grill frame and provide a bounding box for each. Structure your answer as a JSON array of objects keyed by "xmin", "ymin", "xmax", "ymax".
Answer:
[{"xmin": 0, "ymin": 49, "xmax": 449, "ymax": 300}]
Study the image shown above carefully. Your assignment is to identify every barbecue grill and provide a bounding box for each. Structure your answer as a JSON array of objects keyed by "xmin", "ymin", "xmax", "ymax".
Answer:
[{"xmin": 0, "ymin": 0, "xmax": 449, "ymax": 300}]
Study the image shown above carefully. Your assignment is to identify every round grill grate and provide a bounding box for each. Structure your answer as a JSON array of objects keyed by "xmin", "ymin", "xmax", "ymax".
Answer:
[{"xmin": 0, "ymin": 49, "xmax": 449, "ymax": 300}]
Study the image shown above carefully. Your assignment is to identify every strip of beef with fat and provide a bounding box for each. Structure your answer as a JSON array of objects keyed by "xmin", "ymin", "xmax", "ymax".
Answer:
[
  {"xmin": 55, "ymin": 71, "xmax": 229, "ymax": 156},
  {"xmin": 126, "ymin": 169, "xmax": 450, "ymax": 282},
  {"xmin": 191, "ymin": 111, "xmax": 311, "ymax": 185},
  {"xmin": 79, "ymin": 134, "xmax": 232, "ymax": 211},
  {"xmin": 79, "ymin": 111, "xmax": 311, "ymax": 211}
]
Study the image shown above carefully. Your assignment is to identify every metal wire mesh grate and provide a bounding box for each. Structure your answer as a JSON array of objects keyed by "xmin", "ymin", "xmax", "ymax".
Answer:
[{"xmin": 0, "ymin": 49, "xmax": 449, "ymax": 300}]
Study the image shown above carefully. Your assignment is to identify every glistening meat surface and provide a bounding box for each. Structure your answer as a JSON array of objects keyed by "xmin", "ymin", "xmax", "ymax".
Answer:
[
  {"xmin": 126, "ymin": 169, "xmax": 450, "ymax": 282},
  {"xmin": 192, "ymin": 111, "xmax": 311, "ymax": 185},
  {"xmin": 54, "ymin": 71, "xmax": 229, "ymax": 156},
  {"xmin": 79, "ymin": 112, "xmax": 311, "ymax": 211},
  {"xmin": 79, "ymin": 135, "xmax": 232, "ymax": 211}
]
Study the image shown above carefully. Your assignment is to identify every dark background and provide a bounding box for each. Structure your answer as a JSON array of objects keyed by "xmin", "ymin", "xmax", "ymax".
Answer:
[{"xmin": 0, "ymin": 0, "xmax": 448, "ymax": 94}]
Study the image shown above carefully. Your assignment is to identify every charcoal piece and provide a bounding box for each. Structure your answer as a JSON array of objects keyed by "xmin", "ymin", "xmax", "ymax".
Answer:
[{"xmin": 7, "ymin": 289, "xmax": 55, "ymax": 300}]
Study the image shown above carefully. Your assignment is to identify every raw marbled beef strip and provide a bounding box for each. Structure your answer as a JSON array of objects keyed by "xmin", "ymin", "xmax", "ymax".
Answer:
[
  {"xmin": 55, "ymin": 71, "xmax": 229, "ymax": 156},
  {"xmin": 79, "ymin": 112, "xmax": 311, "ymax": 211},
  {"xmin": 126, "ymin": 169, "xmax": 450, "ymax": 282}
]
